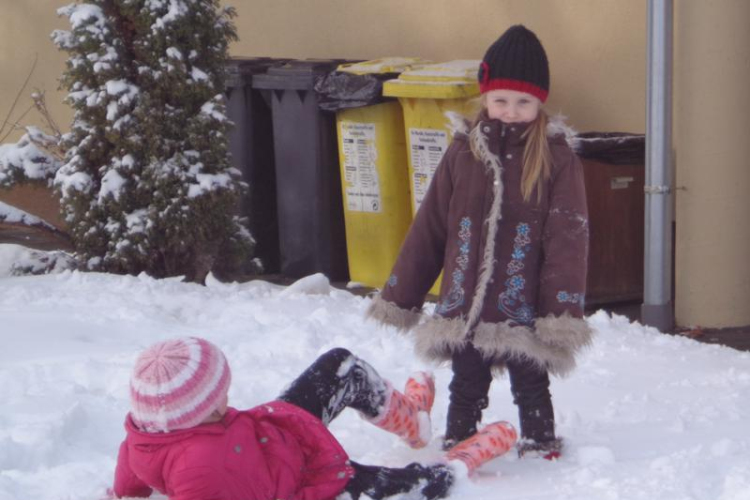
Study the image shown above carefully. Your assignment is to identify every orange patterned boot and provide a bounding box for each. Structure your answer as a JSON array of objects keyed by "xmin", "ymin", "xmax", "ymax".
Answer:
[
  {"xmin": 368, "ymin": 372, "xmax": 435, "ymax": 448},
  {"xmin": 445, "ymin": 421, "xmax": 518, "ymax": 474}
]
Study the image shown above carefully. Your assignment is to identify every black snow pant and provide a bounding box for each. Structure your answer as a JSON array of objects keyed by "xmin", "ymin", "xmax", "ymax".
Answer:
[
  {"xmin": 445, "ymin": 342, "xmax": 556, "ymax": 446},
  {"xmin": 278, "ymin": 348, "xmax": 453, "ymax": 500}
]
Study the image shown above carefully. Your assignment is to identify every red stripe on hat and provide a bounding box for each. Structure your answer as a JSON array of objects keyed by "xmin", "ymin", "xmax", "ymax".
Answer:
[{"xmin": 479, "ymin": 78, "xmax": 548, "ymax": 103}]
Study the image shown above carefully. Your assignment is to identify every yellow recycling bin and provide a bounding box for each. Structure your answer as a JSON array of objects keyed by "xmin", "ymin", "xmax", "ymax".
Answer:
[
  {"xmin": 383, "ymin": 60, "xmax": 481, "ymax": 214},
  {"xmin": 383, "ymin": 60, "xmax": 481, "ymax": 296},
  {"xmin": 334, "ymin": 58, "xmax": 429, "ymax": 289}
]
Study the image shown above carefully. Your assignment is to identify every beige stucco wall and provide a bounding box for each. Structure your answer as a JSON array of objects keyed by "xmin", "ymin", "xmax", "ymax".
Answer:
[
  {"xmin": 232, "ymin": 0, "xmax": 646, "ymax": 133},
  {"xmin": 674, "ymin": 0, "xmax": 750, "ymax": 327},
  {"xmin": 0, "ymin": 1, "xmax": 71, "ymax": 143},
  {"xmin": 0, "ymin": 0, "xmax": 646, "ymax": 142}
]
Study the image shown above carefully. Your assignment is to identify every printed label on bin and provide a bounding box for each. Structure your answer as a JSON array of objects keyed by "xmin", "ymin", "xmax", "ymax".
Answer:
[
  {"xmin": 341, "ymin": 121, "xmax": 382, "ymax": 213},
  {"xmin": 409, "ymin": 128, "xmax": 448, "ymax": 211}
]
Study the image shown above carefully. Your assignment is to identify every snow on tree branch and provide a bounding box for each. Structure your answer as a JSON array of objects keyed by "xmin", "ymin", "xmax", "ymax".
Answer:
[
  {"xmin": 51, "ymin": 0, "xmax": 253, "ymax": 282},
  {"xmin": 0, "ymin": 129, "xmax": 62, "ymax": 187}
]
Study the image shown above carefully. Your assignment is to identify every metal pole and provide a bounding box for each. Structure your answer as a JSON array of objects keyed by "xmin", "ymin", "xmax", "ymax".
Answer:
[{"xmin": 642, "ymin": 0, "xmax": 675, "ymax": 332}]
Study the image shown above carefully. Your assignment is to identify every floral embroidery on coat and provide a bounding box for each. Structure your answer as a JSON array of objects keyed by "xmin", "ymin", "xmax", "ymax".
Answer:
[
  {"xmin": 436, "ymin": 217, "xmax": 471, "ymax": 314},
  {"xmin": 497, "ymin": 222, "xmax": 535, "ymax": 324},
  {"xmin": 556, "ymin": 290, "xmax": 585, "ymax": 307}
]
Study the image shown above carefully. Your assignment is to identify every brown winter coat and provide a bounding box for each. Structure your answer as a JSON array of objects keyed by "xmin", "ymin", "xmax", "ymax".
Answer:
[{"xmin": 367, "ymin": 113, "xmax": 593, "ymax": 376}]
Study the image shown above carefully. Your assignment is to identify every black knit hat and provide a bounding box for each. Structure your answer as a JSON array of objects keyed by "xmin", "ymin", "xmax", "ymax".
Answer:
[{"xmin": 478, "ymin": 25, "xmax": 550, "ymax": 102}]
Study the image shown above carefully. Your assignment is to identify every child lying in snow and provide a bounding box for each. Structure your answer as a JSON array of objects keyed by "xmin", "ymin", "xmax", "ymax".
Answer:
[{"xmin": 112, "ymin": 337, "xmax": 517, "ymax": 500}]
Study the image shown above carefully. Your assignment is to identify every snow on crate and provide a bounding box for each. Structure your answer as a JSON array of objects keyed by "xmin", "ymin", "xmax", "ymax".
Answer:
[
  {"xmin": 2, "ymin": 259, "xmax": 750, "ymax": 500},
  {"xmin": 0, "ymin": 201, "xmax": 57, "ymax": 230}
]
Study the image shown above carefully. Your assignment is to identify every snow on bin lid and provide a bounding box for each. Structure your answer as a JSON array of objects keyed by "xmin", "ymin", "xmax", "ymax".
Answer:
[
  {"xmin": 399, "ymin": 60, "xmax": 480, "ymax": 81},
  {"xmin": 337, "ymin": 57, "xmax": 431, "ymax": 75},
  {"xmin": 383, "ymin": 60, "xmax": 481, "ymax": 99}
]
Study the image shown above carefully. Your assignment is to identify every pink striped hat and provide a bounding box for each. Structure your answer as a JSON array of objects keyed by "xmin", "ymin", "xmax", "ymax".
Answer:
[{"xmin": 129, "ymin": 337, "xmax": 231, "ymax": 433}]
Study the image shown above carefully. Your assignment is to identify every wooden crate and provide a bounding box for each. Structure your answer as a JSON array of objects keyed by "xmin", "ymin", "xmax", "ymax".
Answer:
[{"xmin": 581, "ymin": 159, "xmax": 645, "ymax": 305}]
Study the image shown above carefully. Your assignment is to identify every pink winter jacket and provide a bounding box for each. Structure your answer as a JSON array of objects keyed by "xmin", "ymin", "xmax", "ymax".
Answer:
[{"xmin": 113, "ymin": 400, "xmax": 354, "ymax": 500}]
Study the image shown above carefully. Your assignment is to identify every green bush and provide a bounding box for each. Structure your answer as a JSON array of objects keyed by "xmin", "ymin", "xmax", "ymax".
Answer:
[{"xmin": 52, "ymin": 0, "xmax": 254, "ymax": 282}]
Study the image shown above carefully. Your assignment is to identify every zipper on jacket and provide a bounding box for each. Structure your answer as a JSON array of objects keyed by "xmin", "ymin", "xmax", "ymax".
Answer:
[
  {"xmin": 466, "ymin": 122, "xmax": 507, "ymax": 339},
  {"xmin": 499, "ymin": 123, "xmax": 508, "ymax": 158}
]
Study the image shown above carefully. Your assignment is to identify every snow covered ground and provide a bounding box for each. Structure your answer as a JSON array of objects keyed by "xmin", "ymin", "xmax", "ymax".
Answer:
[{"xmin": 1, "ymin": 243, "xmax": 750, "ymax": 500}]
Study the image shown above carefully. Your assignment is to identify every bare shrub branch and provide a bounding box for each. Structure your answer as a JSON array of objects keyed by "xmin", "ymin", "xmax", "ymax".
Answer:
[{"xmin": 0, "ymin": 54, "xmax": 38, "ymax": 141}]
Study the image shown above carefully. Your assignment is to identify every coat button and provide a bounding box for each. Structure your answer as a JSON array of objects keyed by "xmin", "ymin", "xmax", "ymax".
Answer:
[
  {"xmin": 493, "ymin": 180, "xmax": 499, "ymax": 186},
  {"xmin": 510, "ymin": 127, "xmax": 516, "ymax": 132},
  {"xmin": 506, "ymin": 154, "xmax": 513, "ymax": 159},
  {"xmin": 337, "ymin": 471, "xmax": 347, "ymax": 479},
  {"xmin": 483, "ymin": 125, "xmax": 490, "ymax": 133},
  {"xmin": 260, "ymin": 437, "xmax": 268, "ymax": 443},
  {"xmin": 234, "ymin": 445, "xmax": 242, "ymax": 453}
]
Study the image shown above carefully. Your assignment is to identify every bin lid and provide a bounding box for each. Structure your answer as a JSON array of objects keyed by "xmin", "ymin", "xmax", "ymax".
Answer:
[
  {"xmin": 337, "ymin": 57, "xmax": 430, "ymax": 75},
  {"xmin": 252, "ymin": 59, "xmax": 361, "ymax": 90},
  {"xmin": 225, "ymin": 57, "xmax": 289, "ymax": 87},
  {"xmin": 383, "ymin": 60, "xmax": 481, "ymax": 99},
  {"xmin": 573, "ymin": 132, "xmax": 646, "ymax": 165}
]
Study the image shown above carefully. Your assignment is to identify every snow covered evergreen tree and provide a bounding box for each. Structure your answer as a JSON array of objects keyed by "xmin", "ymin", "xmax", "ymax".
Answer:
[{"xmin": 52, "ymin": 0, "xmax": 254, "ymax": 282}]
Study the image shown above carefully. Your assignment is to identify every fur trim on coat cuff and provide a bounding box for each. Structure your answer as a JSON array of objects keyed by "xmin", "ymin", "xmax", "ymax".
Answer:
[
  {"xmin": 413, "ymin": 315, "xmax": 468, "ymax": 363},
  {"xmin": 365, "ymin": 295, "xmax": 421, "ymax": 332},
  {"xmin": 472, "ymin": 314, "xmax": 593, "ymax": 377},
  {"xmin": 534, "ymin": 313, "xmax": 594, "ymax": 350},
  {"xmin": 409, "ymin": 313, "xmax": 594, "ymax": 377}
]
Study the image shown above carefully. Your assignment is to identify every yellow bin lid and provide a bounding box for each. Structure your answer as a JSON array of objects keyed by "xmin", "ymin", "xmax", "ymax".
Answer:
[
  {"xmin": 337, "ymin": 57, "xmax": 430, "ymax": 75},
  {"xmin": 383, "ymin": 60, "xmax": 481, "ymax": 99}
]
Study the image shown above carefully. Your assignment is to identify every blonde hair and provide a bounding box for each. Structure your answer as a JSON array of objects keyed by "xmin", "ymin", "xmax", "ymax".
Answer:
[
  {"xmin": 471, "ymin": 96, "xmax": 551, "ymax": 203},
  {"xmin": 520, "ymin": 110, "xmax": 551, "ymax": 203}
]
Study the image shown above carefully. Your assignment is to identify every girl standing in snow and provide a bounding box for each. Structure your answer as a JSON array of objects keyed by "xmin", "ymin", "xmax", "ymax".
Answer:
[
  {"xmin": 112, "ymin": 337, "xmax": 517, "ymax": 500},
  {"xmin": 367, "ymin": 25, "xmax": 592, "ymax": 459}
]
